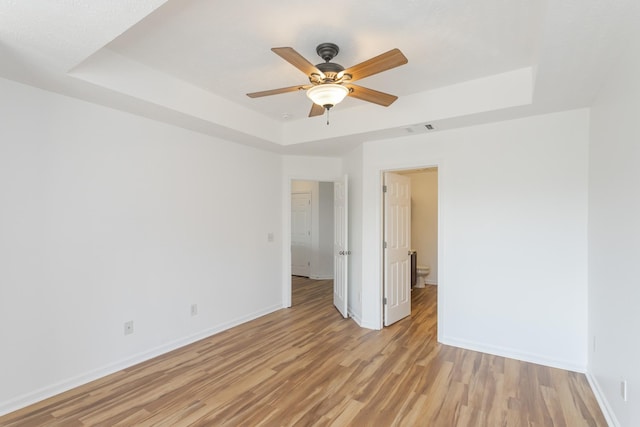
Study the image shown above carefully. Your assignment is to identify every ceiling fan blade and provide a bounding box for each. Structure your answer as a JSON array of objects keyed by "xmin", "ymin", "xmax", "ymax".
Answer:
[
  {"xmin": 272, "ymin": 47, "xmax": 324, "ymax": 78},
  {"xmin": 246, "ymin": 85, "xmax": 309, "ymax": 98},
  {"xmin": 309, "ymin": 103, "xmax": 325, "ymax": 117},
  {"xmin": 346, "ymin": 84, "xmax": 398, "ymax": 106},
  {"xmin": 343, "ymin": 48, "xmax": 408, "ymax": 82}
]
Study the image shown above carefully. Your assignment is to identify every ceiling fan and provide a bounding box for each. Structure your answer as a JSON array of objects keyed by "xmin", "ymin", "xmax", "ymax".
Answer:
[{"xmin": 247, "ymin": 42, "xmax": 408, "ymax": 119}]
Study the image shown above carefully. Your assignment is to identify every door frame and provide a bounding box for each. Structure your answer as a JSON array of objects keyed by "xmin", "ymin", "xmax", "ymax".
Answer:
[
  {"xmin": 282, "ymin": 175, "xmax": 344, "ymax": 308},
  {"xmin": 379, "ymin": 164, "xmax": 442, "ymax": 338}
]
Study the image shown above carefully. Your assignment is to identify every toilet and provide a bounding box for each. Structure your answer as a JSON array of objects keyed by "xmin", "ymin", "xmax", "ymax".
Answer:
[{"xmin": 415, "ymin": 265, "xmax": 431, "ymax": 288}]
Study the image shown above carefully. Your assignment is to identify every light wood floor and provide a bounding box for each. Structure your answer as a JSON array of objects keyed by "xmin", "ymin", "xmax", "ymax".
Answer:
[{"xmin": 1, "ymin": 277, "xmax": 606, "ymax": 426}]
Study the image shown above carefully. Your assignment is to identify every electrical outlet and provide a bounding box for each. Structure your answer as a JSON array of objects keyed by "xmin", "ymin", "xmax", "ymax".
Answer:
[
  {"xmin": 621, "ymin": 380, "xmax": 628, "ymax": 402},
  {"xmin": 124, "ymin": 320, "xmax": 134, "ymax": 335},
  {"xmin": 191, "ymin": 304, "xmax": 198, "ymax": 316},
  {"xmin": 267, "ymin": 232, "xmax": 274, "ymax": 242}
]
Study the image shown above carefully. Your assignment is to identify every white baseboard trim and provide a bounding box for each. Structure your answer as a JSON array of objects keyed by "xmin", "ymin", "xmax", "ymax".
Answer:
[
  {"xmin": 348, "ymin": 309, "xmax": 362, "ymax": 326},
  {"xmin": 586, "ymin": 372, "xmax": 619, "ymax": 427},
  {"xmin": 309, "ymin": 274, "xmax": 333, "ymax": 280},
  {"xmin": 441, "ymin": 335, "xmax": 586, "ymax": 373},
  {"xmin": 359, "ymin": 319, "xmax": 381, "ymax": 330},
  {"xmin": 0, "ymin": 304, "xmax": 283, "ymax": 417},
  {"xmin": 347, "ymin": 310, "xmax": 379, "ymax": 330},
  {"xmin": 425, "ymin": 279, "xmax": 438, "ymax": 285}
]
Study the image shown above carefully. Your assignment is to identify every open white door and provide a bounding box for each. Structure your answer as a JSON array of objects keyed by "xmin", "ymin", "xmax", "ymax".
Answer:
[
  {"xmin": 333, "ymin": 175, "xmax": 348, "ymax": 318},
  {"xmin": 384, "ymin": 172, "xmax": 411, "ymax": 326}
]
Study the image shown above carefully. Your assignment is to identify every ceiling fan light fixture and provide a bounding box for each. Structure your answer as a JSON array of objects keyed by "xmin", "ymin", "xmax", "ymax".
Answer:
[{"xmin": 306, "ymin": 84, "xmax": 349, "ymax": 109}]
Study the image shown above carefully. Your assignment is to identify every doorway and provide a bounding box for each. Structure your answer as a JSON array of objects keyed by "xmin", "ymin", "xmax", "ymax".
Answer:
[
  {"xmin": 290, "ymin": 180, "xmax": 335, "ymax": 307},
  {"xmin": 383, "ymin": 167, "xmax": 439, "ymax": 326},
  {"xmin": 284, "ymin": 174, "xmax": 349, "ymax": 319}
]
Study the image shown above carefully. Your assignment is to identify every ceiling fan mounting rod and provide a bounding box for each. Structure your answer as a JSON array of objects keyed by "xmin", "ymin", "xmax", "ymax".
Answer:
[{"xmin": 316, "ymin": 42, "xmax": 339, "ymax": 62}]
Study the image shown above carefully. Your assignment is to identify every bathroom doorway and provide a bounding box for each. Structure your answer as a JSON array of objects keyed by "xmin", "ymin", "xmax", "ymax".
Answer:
[{"xmin": 383, "ymin": 167, "xmax": 438, "ymax": 326}]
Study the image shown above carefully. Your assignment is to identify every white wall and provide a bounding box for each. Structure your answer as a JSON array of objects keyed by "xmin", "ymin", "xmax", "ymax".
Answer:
[
  {"xmin": 357, "ymin": 109, "xmax": 590, "ymax": 371},
  {"xmin": 588, "ymin": 13, "xmax": 640, "ymax": 426},
  {"xmin": 406, "ymin": 169, "xmax": 438, "ymax": 284},
  {"xmin": 0, "ymin": 78, "xmax": 283, "ymax": 415}
]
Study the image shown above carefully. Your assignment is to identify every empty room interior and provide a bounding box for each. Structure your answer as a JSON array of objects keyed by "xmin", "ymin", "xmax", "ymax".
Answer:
[{"xmin": 1, "ymin": 1, "xmax": 639, "ymax": 426}]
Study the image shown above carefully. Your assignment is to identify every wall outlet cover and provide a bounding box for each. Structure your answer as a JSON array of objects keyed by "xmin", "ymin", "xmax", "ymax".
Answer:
[{"xmin": 124, "ymin": 321, "xmax": 134, "ymax": 335}]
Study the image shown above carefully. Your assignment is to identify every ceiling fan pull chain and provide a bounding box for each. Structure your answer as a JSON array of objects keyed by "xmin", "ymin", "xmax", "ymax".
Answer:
[{"xmin": 326, "ymin": 107, "xmax": 330, "ymax": 125}]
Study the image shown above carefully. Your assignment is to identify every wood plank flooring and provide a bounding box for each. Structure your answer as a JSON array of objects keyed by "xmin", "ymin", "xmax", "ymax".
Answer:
[{"xmin": 1, "ymin": 277, "xmax": 606, "ymax": 426}]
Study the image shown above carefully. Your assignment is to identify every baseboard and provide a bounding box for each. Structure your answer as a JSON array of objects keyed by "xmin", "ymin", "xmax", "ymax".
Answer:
[
  {"xmin": 348, "ymin": 309, "xmax": 362, "ymax": 326},
  {"xmin": 347, "ymin": 311, "xmax": 379, "ymax": 330},
  {"xmin": 425, "ymin": 279, "xmax": 438, "ymax": 285},
  {"xmin": 309, "ymin": 274, "xmax": 333, "ymax": 280},
  {"xmin": 359, "ymin": 317, "xmax": 381, "ymax": 330},
  {"xmin": 0, "ymin": 303, "xmax": 283, "ymax": 417},
  {"xmin": 441, "ymin": 335, "xmax": 586, "ymax": 373},
  {"xmin": 586, "ymin": 372, "xmax": 620, "ymax": 427}
]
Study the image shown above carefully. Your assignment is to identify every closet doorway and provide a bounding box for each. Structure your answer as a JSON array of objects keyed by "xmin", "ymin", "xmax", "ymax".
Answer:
[{"xmin": 290, "ymin": 180, "xmax": 335, "ymax": 281}]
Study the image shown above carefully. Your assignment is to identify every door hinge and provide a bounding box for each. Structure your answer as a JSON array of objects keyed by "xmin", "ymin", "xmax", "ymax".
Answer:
[
  {"xmin": 383, "ymin": 297, "xmax": 387, "ymax": 305},
  {"xmin": 384, "ymin": 241, "xmax": 387, "ymax": 249},
  {"xmin": 383, "ymin": 185, "xmax": 387, "ymax": 193},
  {"xmin": 308, "ymin": 261, "xmax": 310, "ymax": 266}
]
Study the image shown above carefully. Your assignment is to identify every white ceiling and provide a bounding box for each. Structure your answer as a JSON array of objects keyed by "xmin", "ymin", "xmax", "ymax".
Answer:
[{"xmin": 1, "ymin": 0, "xmax": 637, "ymax": 155}]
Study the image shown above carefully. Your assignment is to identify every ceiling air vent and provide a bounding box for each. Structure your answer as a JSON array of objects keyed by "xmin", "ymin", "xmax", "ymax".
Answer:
[{"xmin": 424, "ymin": 123, "xmax": 435, "ymax": 130}]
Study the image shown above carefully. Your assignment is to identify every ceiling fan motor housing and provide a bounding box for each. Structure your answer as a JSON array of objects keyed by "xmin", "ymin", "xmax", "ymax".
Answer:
[
  {"xmin": 316, "ymin": 62, "xmax": 345, "ymax": 81},
  {"xmin": 313, "ymin": 43, "xmax": 346, "ymax": 82}
]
